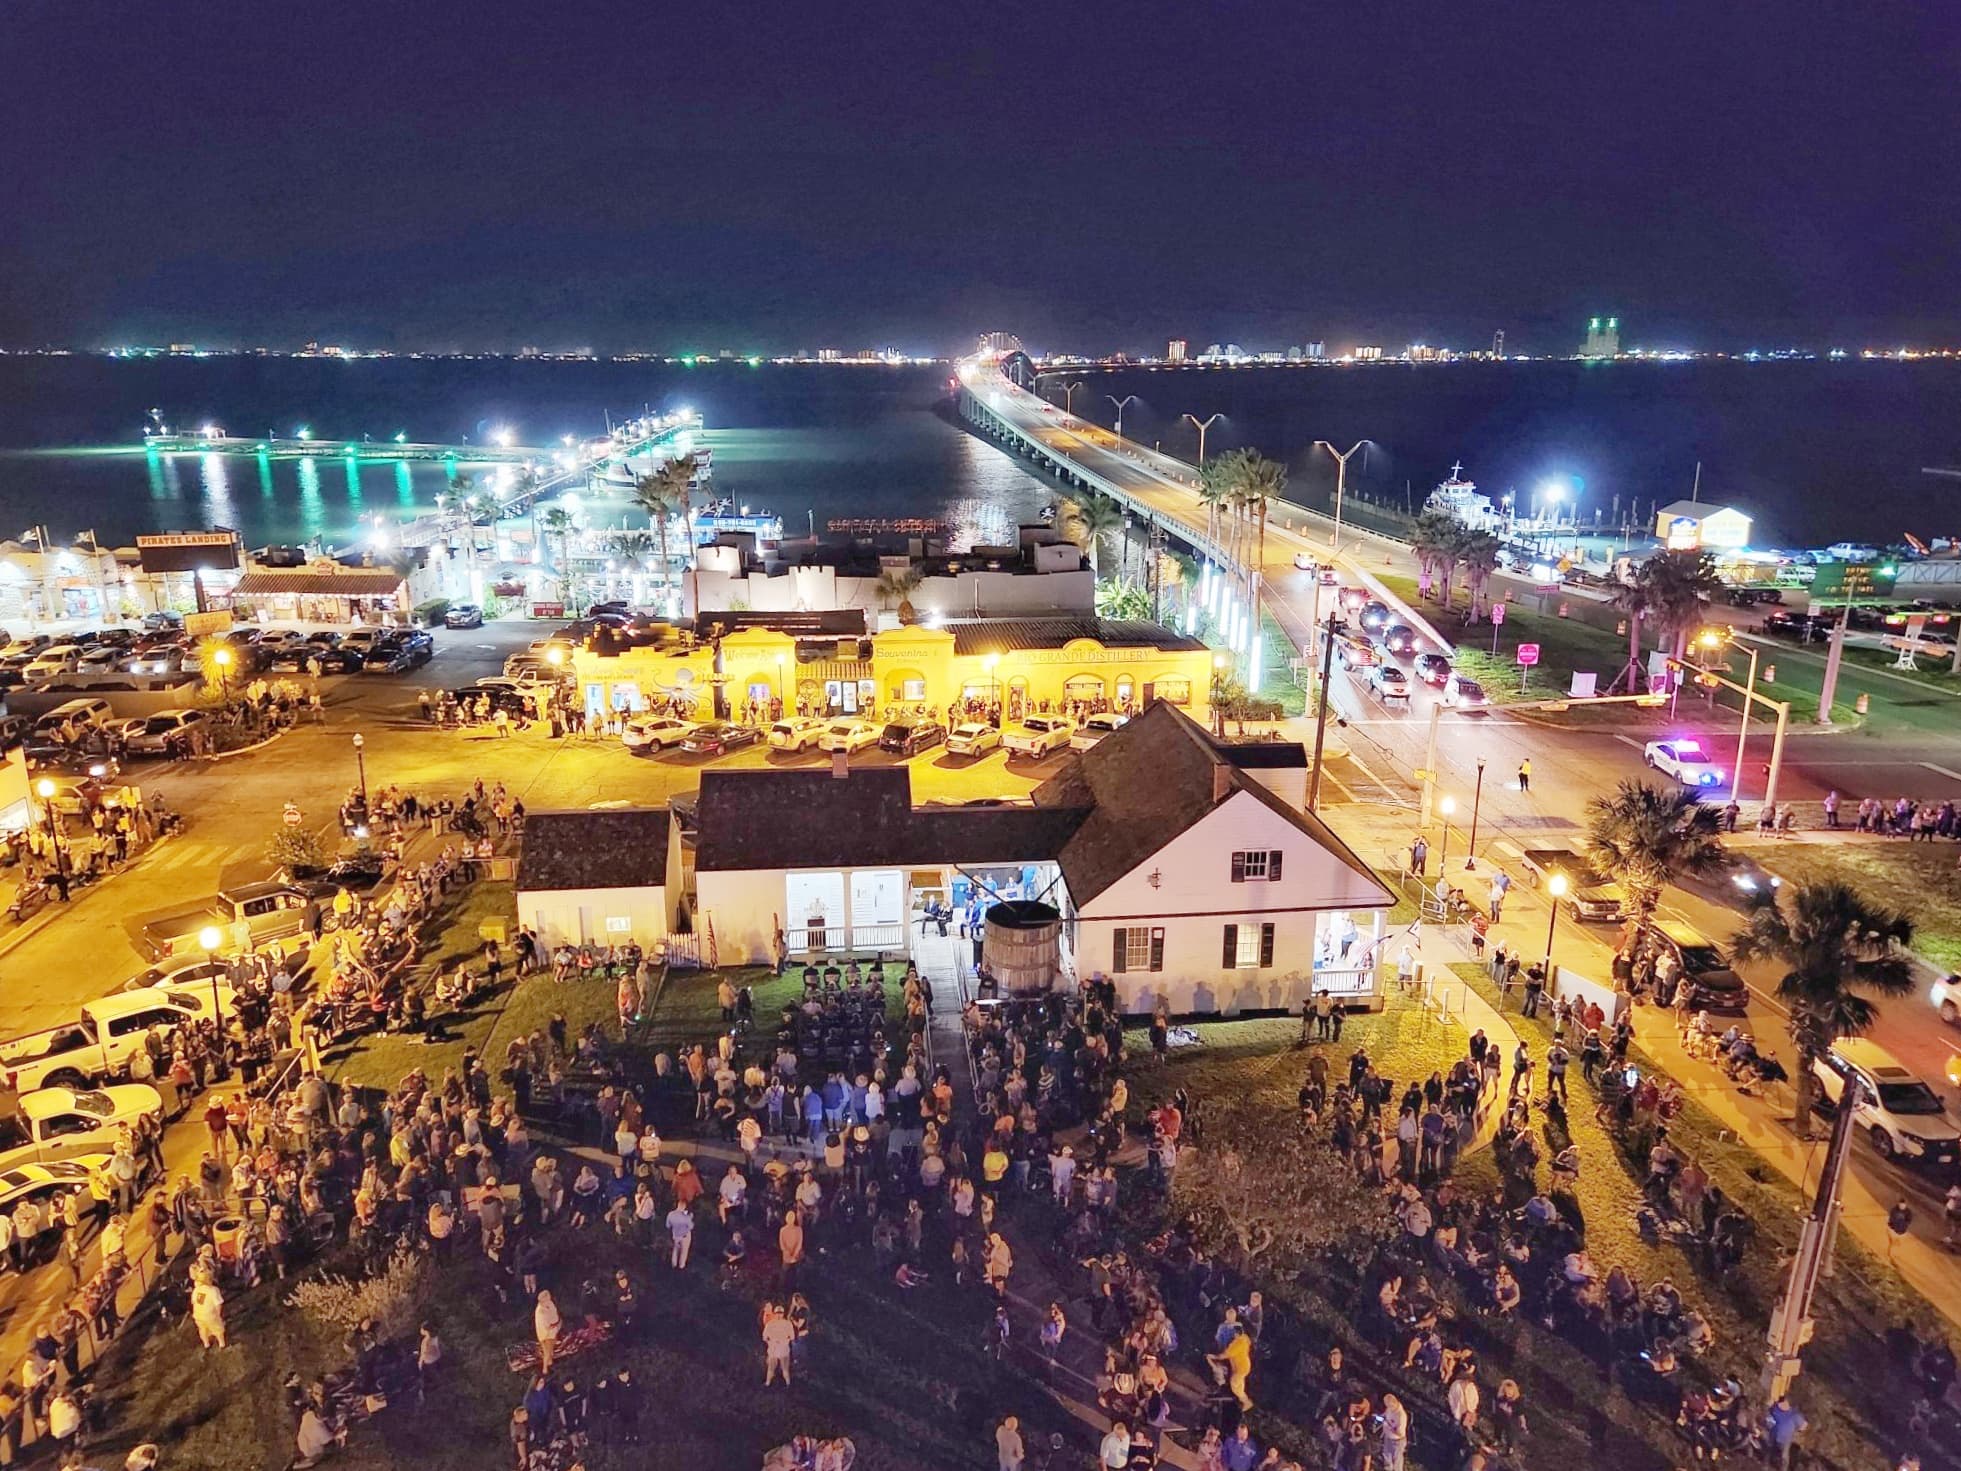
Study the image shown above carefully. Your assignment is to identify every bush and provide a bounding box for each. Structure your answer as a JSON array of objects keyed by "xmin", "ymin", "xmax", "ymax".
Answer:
[
  {"xmin": 413, "ymin": 598, "xmax": 450, "ymax": 627},
  {"xmin": 287, "ymin": 1252, "xmax": 429, "ymax": 1341},
  {"xmin": 265, "ymin": 826, "xmax": 327, "ymax": 872}
]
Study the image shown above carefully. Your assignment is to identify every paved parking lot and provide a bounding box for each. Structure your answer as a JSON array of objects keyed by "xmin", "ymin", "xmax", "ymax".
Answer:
[{"xmin": 0, "ymin": 619, "xmax": 1060, "ymax": 1033}]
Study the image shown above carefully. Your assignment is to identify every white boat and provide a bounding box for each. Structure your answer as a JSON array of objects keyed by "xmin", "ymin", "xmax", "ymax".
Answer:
[{"xmin": 1424, "ymin": 462, "xmax": 1497, "ymax": 528}]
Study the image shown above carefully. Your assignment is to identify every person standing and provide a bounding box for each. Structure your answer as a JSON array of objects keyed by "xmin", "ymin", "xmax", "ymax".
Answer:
[
  {"xmin": 1489, "ymin": 870, "xmax": 1510, "ymax": 922},
  {"xmin": 762, "ymin": 1306, "xmax": 796, "ymax": 1387},
  {"xmin": 1765, "ymin": 1395, "xmax": 1807, "ymax": 1471},
  {"xmin": 995, "ymin": 1414, "xmax": 1025, "ymax": 1471},
  {"xmin": 1379, "ymin": 1391, "xmax": 1410, "ymax": 1471},
  {"xmin": 1888, "ymin": 1198, "xmax": 1914, "ymax": 1260},
  {"xmin": 1517, "ymin": 758, "xmax": 1531, "ymax": 792},
  {"xmin": 667, "ymin": 1200, "xmax": 695, "ymax": 1269},
  {"xmin": 533, "ymin": 1290, "xmax": 561, "ymax": 1376}
]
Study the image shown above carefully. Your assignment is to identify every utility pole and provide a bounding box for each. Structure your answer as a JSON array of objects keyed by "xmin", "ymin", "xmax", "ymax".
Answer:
[
  {"xmin": 1763, "ymin": 1057, "xmax": 1864, "ymax": 1401},
  {"xmin": 1313, "ymin": 441, "xmax": 1371, "ymax": 556},
  {"xmin": 1816, "ymin": 607, "xmax": 1847, "ymax": 724},
  {"xmin": 1418, "ymin": 702, "xmax": 1443, "ymax": 829},
  {"xmin": 1306, "ymin": 613, "xmax": 1341, "ymax": 813}
]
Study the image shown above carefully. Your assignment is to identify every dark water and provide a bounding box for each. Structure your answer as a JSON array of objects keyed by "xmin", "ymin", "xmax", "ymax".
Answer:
[
  {"xmin": 1038, "ymin": 360, "xmax": 1961, "ymax": 548},
  {"xmin": 2, "ymin": 355, "xmax": 1957, "ymax": 550},
  {"xmin": 0, "ymin": 356, "xmax": 1048, "ymax": 550}
]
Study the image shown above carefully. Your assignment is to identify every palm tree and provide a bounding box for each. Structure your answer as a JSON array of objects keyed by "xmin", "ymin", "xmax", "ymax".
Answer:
[
  {"xmin": 874, "ymin": 567, "xmax": 924, "ymax": 623},
  {"xmin": 1197, "ymin": 459, "xmax": 1235, "ymax": 550},
  {"xmin": 631, "ymin": 470, "xmax": 685, "ymax": 599},
  {"xmin": 1637, "ymin": 549, "xmax": 1725, "ymax": 661},
  {"xmin": 1609, "ymin": 573, "xmax": 1655, "ymax": 693},
  {"xmin": 654, "ymin": 453, "xmax": 697, "ymax": 558},
  {"xmin": 1234, "ymin": 453, "xmax": 1287, "ymax": 574},
  {"xmin": 1731, "ymin": 881, "xmax": 1915, "ymax": 1135},
  {"xmin": 1583, "ymin": 779, "xmax": 1728, "ymax": 934},
  {"xmin": 1457, "ymin": 528, "xmax": 1501, "ymax": 621},
  {"xmin": 1069, "ymin": 493, "xmax": 1124, "ymax": 579},
  {"xmin": 539, "ymin": 505, "xmax": 577, "ymax": 604},
  {"xmin": 1163, "ymin": 548, "xmax": 1199, "ymax": 624},
  {"xmin": 1412, "ymin": 509, "xmax": 1458, "ymax": 604}
]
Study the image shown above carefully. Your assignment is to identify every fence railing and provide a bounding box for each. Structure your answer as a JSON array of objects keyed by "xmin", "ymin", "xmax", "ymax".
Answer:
[{"xmin": 785, "ymin": 923, "xmax": 908, "ymax": 956}]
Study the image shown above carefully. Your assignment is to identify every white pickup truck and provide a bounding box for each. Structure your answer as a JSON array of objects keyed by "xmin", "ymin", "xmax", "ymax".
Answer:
[
  {"xmin": 1002, "ymin": 715, "xmax": 1078, "ymax": 759},
  {"xmin": 0, "ymin": 993, "xmax": 203, "ymax": 1093}
]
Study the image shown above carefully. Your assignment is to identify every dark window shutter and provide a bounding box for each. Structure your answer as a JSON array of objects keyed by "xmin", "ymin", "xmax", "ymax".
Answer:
[
  {"xmin": 1268, "ymin": 850, "xmax": 1283, "ymax": 882},
  {"xmin": 1230, "ymin": 852, "xmax": 1246, "ymax": 883},
  {"xmin": 1260, "ymin": 923, "xmax": 1276, "ymax": 968},
  {"xmin": 1112, "ymin": 930, "xmax": 1127, "ymax": 974},
  {"xmin": 1222, "ymin": 924, "xmax": 1238, "ymax": 967},
  {"xmin": 1149, "ymin": 929, "xmax": 1164, "ymax": 972}
]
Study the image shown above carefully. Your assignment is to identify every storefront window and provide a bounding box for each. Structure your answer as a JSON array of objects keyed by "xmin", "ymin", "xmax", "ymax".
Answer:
[
  {"xmin": 1153, "ymin": 677, "xmax": 1191, "ymax": 706},
  {"xmin": 1115, "ymin": 675, "xmax": 1135, "ymax": 706},
  {"xmin": 899, "ymin": 677, "xmax": 927, "ymax": 702},
  {"xmin": 610, "ymin": 682, "xmax": 642, "ymax": 712}
]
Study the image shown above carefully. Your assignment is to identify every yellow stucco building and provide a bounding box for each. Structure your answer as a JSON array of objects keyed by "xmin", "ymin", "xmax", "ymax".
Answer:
[{"xmin": 566, "ymin": 616, "xmax": 1213, "ymax": 725}]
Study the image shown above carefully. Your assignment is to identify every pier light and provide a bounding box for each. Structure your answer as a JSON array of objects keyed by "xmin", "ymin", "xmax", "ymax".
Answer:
[
  {"xmin": 394, "ymin": 431, "xmax": 407, "ymax": 444},
  {"xmin": 296, "ymin": 426, "xmax": 311, "ymax": 440},
  {"xmin": 493, "ymin": 426, "xmax": 514, "ymax": 448}
]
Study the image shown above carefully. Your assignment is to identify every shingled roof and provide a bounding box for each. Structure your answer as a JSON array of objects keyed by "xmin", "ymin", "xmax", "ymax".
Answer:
[
  {"xmin": 1031, "ymin": 702, "xmax": 1388, "ymax": 906},
  {"xmin": 517, "ymin": 808, "xmax": 671, "ymax": 893},
  {"xmin": 693, "ymin": 768, "xmax": 1087, "ymax": 871}
]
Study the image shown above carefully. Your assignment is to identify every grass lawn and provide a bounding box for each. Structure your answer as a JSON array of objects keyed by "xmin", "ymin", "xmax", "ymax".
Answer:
[
  {"xmin": 1121, "ymin": 1009, "xmax": 1470, "ymax": 1115},
  {"xmin": 93, "ymin": 1186, "xmax": 1072, "ymax": 1471},
  {"xmin": 1748, "ymin": 841, "xmax": 1961, "ymax": 973},
  {"xmin": 325, "ymin": 882, "xmax": 615, "ymax": 1091},
  {"xmin": 1446, "ymin": 963, "xmax": 1919, "ymax": 1471},
  {"xmin": 1380, "ymin": 574, "xmax": 1630, "ymax": 704}
]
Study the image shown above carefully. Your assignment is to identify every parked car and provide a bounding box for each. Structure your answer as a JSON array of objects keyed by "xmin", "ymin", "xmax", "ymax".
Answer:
[
  {"xmin": 1638, "ymin": 919, "xmax": 1748, "ymax": 1012},
  {"xmin": 1367, "ymin": 664, "xmax": 1411, "ymax": 706},
  {"xmin": 680, "ymin": 721, "xmax": 762, "ymax": 756},
  {"xmin": 1644, "ymin": 737, "xmax": 1727, "ymax": 790},
  {"xmin": 443, "ymin": 604, "xmax": 485, "ymax": 628},
  {"xmin": 1812, "ymin": 1039, "xmax": 1961, "ymax": 1169},
  {"xmin": 0, "ymin": 636, "xmax": 51, "ymax": 659},
  {"xmin": 0, "ymin": 993, "xmax": 205, "ymax": 1091},
  {"xmin": 3, "ymin": 1085, "xmax": 164, "ymax": 1167},
  {"xmin": 879, "ymin": 719, "xmax": 947, "ymax": 757},
  {"xmin": 365, "ymin": 631, "xmax": 434, "ymax": 673},
  {"xmin": 1069, "ymin": 712, "xmax": 1129, "ymax": 751},
  {"xmin": 1002, "ymin": 715, "xmax": 1077, "ymax": 759},
  {"xmin": 946, "ymin": 722, "xmax": 1003, "ymax": 757},
  {"xmin": 138, "ymin": 882, "xmax": 310, "ymax": 962},
  {"xmin": 33, "ymin": 698, "xmax": 115, "ymax": 743},
  {"xmin": 20, "ymin": 646, "xmax": 83, "ymax": 682},
  {"xmin": 1442, "ymin": 674, "xmax": 1489, "ymax": 710},
  {"xmin": 766, "ymin": 717, "xmax": 828, "ymax": 753},
  {"xmin": 124, "ymin": 708, "xmax": 208, "ymax": 754},
  {"xmin": 621, "ymin": 713, "xmax": 696, "ymax": 752},
  {"xmin": 817, "ymin": 719, "xmax": 881, "ymax": 754}
]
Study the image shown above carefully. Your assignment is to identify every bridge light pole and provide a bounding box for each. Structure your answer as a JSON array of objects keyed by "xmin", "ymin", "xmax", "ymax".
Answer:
[
  {"xmin": 1184, "ymin": 412, "xmax": 1223, "ymax": 468},
  {"xmin": 1313, "ymin": 439, "xmax": 1373, "ymax": 556},
  {"xmin": 1107, "ymin": 395, "xmax": 1139, "ymax": 443},
  {"xmin": 1055, "ymin": 381, "xmax": 1086, "ymax": 415}
]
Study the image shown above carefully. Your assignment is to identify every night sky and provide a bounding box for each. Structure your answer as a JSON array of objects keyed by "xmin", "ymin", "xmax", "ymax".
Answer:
[{"xmin": 3, "ymin": 1, "xmax": 1954, "ymax": 355}]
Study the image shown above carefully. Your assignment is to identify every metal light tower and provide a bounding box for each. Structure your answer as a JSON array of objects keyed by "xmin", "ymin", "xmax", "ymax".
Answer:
[
  {"xmin": 1184, "ymin": 412, "xmax": 1223, "ymax": 466},
  {"xmin": 1107, "ymin": 394, "xmax": 1139, "ymax": 441},
  {"xmin": 1314, "ymin": 440, "xmax": 1372, "ymax": 556}
]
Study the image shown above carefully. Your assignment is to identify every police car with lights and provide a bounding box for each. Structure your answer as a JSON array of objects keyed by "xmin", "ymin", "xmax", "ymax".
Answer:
[{"xmin": 1643, "ymin": 737, "xmax": 1727, "ymax": 789}]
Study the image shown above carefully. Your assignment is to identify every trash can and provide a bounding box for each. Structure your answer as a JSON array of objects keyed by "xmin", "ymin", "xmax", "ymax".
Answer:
[{"xmin": 212, "ymin": 1216, "xmax": 245, "ymax": 1262}]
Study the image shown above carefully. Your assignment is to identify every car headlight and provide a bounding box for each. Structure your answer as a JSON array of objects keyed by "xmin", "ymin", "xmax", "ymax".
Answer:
[{"xmin": 1898, "ymin": 1132, "xmax": 1927, "ymax": 1156}]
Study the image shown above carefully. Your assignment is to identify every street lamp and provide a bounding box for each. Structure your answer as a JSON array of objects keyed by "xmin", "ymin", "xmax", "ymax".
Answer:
[
  {"xmin": 1543, "ymin": 872, "xmax": 1569, "ymax": 981},
  {"xmin": 1313, "ymin": 440, "xmax": 1373, "ymax": 557},
  {"xmin": 1106, "ymin": 395, "xmax": 1139, "ymax": 443},
  {"xmin": 1183, "ymin": 412, "xmax": 1223, "ymax": 467},
  {"xmin": 1056, "ymin": 381, "xmax": 1086, "ymax": 414},
  {"xmin": 1699, "ymin": 629, "xmax": 1762, "ymax": 804},
  {"xmin": 212, "ymin": 644, "xmax": 234, "ymax": 702},
  {"xmin": 351, "ymin": 732, "xmax": 368, "ymax": 812},
  {"xmin": 1465, "ymin": 758, "xmax": 1487, "ymax": 870},
  {"xmin": 198, "ymin": 925, "xmax": 226, "ymax": 1025},
  {"xmin": 34, "ymin": 777, "xmax": 66, "ymax": 874},
  {"xmin": 1438, "ymin": 795, "xmax": 1456, "ymax": 874}
]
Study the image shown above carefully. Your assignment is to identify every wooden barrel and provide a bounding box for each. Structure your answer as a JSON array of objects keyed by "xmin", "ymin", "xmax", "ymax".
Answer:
[{"xmin": 982, "ymin": 901, "xmax": 1062, "ymax": 995}]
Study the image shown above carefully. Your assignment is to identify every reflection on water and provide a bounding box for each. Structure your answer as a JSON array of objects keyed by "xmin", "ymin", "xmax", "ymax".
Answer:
[
  {"xmin": 198, "ymin": 453, "xmax": 234, "ymax": 531},
  {"xmin": 395, "ymin": 462, "xmax": 415, "ymax": 506},
  {"xmin": 296, "ymin": 458, "xmax": 323, "ymax": 539}
]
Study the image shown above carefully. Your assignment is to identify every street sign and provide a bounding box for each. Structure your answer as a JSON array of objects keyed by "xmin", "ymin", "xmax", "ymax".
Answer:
[
  {"xmin": 1490, "ymin": 603, "xmax": 1505, "ymax": 626},
  {"xmin": 1515, "ymin": 643, "xmax": 1541, "ymax": 667},
  {"xmin": 282, "ymin": 804, "xmax": 303, "ymax": 827}
]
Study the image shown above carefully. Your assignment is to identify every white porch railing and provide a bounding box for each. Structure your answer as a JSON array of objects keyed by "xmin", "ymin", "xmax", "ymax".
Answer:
[{"xmin": 785, "ymin": 923, "xmax": 909, "ymax": 955}]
